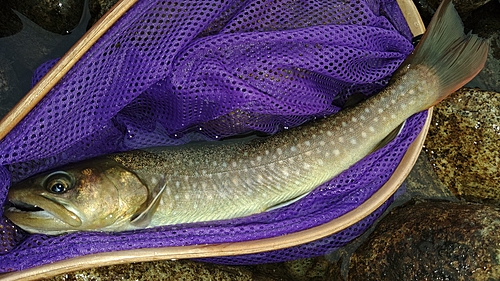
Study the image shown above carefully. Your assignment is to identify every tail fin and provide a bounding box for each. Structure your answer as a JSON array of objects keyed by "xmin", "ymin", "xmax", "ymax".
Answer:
[{"xmin": 402, "ymin": 0, "xmax": 489, "ymax": 104}]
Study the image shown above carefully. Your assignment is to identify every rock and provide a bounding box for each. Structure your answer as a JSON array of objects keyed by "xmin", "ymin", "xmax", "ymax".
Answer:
[
  {"xmin": 42, "ymin": 259, "xmax": 256, "ymax": 281},
  {"xmin": 424, "ymin": 88, "xmax": 500, "ymax": 203},
  {"xmin": 464, "ymin": 0, "xmax": 500, "ymax": 92},
  {"xmin": 412, "ymin": 0, "xmax": 492, "ymax": 24},
  {"xmin": 9, "ymin": 0, "xmax": 85, "ymax": 35},
  {"xmin": 348, "ymin": 201, "xmax": 500, "ymax": 281},
  {"xmin": 403, "ymin": 152, "xmax": 457, "ymax": 201},
  {"xmin": 0, "ymin": 3, "xmax": 23, "ymax": 38},
  {"xmin": 249, "ymin": 257, "xmax": 334, "ymax": 281},
  {"xmin": 0, "ymin": 5, "xmax": 89, "ymax": 119},
  {"xmin": 88, "ymin": 0, "xmax": 119, "ymax": 29},
  {"xmin": 40, "ymin": 256, "xmax": 337, "ymax": 281}
]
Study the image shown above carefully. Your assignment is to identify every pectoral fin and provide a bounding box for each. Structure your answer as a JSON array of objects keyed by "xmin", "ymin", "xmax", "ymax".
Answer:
[
  {"xmin": 265, "ymin": 192, "xmax": 311, "ymax": 212},
  {"xmin": 371, "ymin": 121, "xmax": 405, "ymax": 153},
  {"xmin": 130, "ymin": 179, "xmax": 167, "ymax": 228}
]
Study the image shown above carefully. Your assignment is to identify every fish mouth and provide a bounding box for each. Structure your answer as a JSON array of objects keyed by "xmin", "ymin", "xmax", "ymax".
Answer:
[
  {"xmin": 4, "ymin": 195, "xmax": 83, "ymax": 234},
  {"xmin": 6, "ymin": 200, "xmax": 44, "ymax": 212}
]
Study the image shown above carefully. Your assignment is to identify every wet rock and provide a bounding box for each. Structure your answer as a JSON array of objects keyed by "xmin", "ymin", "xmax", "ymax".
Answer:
[
  {"xmin": 424, "ymin": 88, "xmax": 500, "ymax": 203},
  {"xmin": 0, "ymin": 5, "xmax": 89, "ymax": 119},
  {"xmin": 9, "ymin": 0, "xmax": 85, "ymax": 35},
  {"xmin": 249, "ymin": 257, "xmax": 334, "ymax": 281},
  {"xmin": 348, "ymin": 201, "xmax": 500, "ymax": 281},
  {"xmin": 0, "ymin": 3, "xmax": 23, "ymax": 38},
  {"xmin": 41, "ymin": 259, "xmax": 256, "ymax": 281},
  {"xmin": 403, "ymin": 152, "xmax": 457, "ymax": 201},
  {"xmin": 40, "ymin": 256, "xmax": 337, "ymax": 281},
  {"xmin": 464, "ymin": 0, "xmax": 500, "ymax": 92},
  {"xmin": 88, "ymin": 0, "xmax": 119, "ymax": 28},
  {"xmin": 412, "ymin": 0, "xmax": 492, "ymax": 24}
]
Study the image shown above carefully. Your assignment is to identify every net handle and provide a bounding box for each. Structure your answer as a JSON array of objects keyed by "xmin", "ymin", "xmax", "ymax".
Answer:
[{"xmin": 0, "ymin": 0, "xmax": 139, "ymax": 141}]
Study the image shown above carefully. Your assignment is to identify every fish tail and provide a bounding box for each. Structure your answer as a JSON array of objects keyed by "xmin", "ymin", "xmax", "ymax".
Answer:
[{"xmin": 400, "ymin": 0, "xmax": 489, "ymax": 107}]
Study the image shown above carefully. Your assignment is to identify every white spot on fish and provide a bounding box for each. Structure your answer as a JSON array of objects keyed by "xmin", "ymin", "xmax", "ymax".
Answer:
[
  {"xmin": 365, "ymin": 108, "xmax": 370, "ymax": 113},
  {"xmin": 319, "ymin": 141, "xmax": 326, "ymax": 146},
  {"xmin": 333, "ymin": 149, "xmax": 340, "ymax": 156},
  {"xmin": 391, "ymin": 114, "xmax": 396, "ymax": 119},
  {"xmin": 212, "ymin": 161, "xmax": 217, "ymax": 166},
  {"xmin": 175, "ymin": 181, "xmax": 180, "ymax": 188},
  {"xmin": 232, "ymin": 177, "xmax": 239, "ymax": 185},
  {"xmin": 369, "ymin": 126, "xmax": 375, "ymax": 132},
  {"xmin": 151, "ymin": 177, "xmax": 158, "ymax": 185},
  {"xmin": 391, "ymin": 99, "xmax": 396, "ymax": 104},
  {"xmin": 338, "ymin": 137, "xmax": 344, "ymax": 143},
  {"xmin": 327, "ymin": 131, "xmax": 333, "ymax": 136},
  {"xmin": 232, "ymin": 161, "xmax": 238, "ymax": 168},
  {"xmin": 351, "ymin": 117, "xmax": 357, "ymax": 122},
  {"xmin": 222, "ymin": 162, "xmax": 228, "ymax": 168},
  {"xmin": 277, "ymin": 148, "xmax": 283, "ymax": 155},
  {"xmin": 349, "ymin": 128, "xmax": 354, "ymax": 133},
  {"xmin": 378, "ymin": 108, "xmax": 383, "ymax": 114},
  {"xmin": 256, "ymin": 156, "xmax": 263, "ymax": 162},
  {"xmin": 317, "ymin": 159, "xmax": 324, "ymax": 165},
  {"xmin": 282, "ymin": 168, "xmax": 289, "ymax": 177},
  {"xmin": 373, "ymin": 117, "xmax": 379, "ymax": 122},
  {"xmin": 361, "ymin": 132, "xmax": 367, "ymax": 138},
  {"xmin": 342, "ymin": 121, "xmax": 347, "ymax": 127},
  {"xmin": 291, "ymin": 146, "xmax": 297, "ymax": 152},
  {"xmin": 303, "ymin": 163, "xmax": 311, "ymax": 169},
  {"xmin": 360, "ymin": 115, "xmax": 366, "ymax": 120},
  {"xmin": 305, "ymin": 141, "xmax": 311, "ymax": 146},
  {"xmin": 265, "ymin": 150, "xmax": 270, "ymax": 155},
  {"xmin": 350, "ymin": 138, "xmax": 357, "ymax": 145}
]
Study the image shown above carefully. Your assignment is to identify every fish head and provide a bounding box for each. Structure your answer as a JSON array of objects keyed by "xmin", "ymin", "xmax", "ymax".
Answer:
[{"xmin": 5, "ymin": 159, "xmax": 149, "ymax": 234}]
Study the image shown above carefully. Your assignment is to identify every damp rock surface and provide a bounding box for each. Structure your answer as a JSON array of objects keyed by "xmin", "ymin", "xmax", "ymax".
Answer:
[
  {"xmin": 39, "ymin": 257, "xmax": 337, "ymax": 281},
  {"xmin": 8, "ymin": 0, "xmax": 85, "ymax": 35},
  {"xmin": 348, "ymin": 201, "xmax": 500, "ymax": 281},
  {"xmin": 424, "ymin": 88, "xmax": 500, "ymax": 203}
]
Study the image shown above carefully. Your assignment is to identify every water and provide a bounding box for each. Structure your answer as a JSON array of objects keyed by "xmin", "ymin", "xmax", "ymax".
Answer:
[{"xmin": 0, "ymin": 3, "xmax": 90, "ymax": 119}]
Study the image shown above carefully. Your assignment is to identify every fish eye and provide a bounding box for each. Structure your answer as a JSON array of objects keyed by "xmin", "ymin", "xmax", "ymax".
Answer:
[{"xmin": 43, "ymin": 171, "xmax": 74, "ymax": 194}]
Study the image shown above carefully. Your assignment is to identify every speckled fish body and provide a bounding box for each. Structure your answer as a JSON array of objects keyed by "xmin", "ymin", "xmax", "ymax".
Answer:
[{"xmin": 5, "ymin": 0, "xmax": 489, "ymax": 234}]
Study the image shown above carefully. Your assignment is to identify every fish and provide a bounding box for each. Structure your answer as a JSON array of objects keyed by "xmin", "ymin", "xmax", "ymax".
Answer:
[{"xmin": 4, "ymin": 0, "xmax": 489, "ymax": 235}]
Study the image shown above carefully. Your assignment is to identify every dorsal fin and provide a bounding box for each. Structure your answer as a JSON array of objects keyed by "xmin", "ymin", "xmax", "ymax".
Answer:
[{"xmin": 130, "ymin": 179, "xmax": 167, "ymax": 228}]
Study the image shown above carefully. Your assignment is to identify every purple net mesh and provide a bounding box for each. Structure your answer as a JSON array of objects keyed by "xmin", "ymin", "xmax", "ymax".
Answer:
[{"xmin": 0, "ymin": 0, "xmax": 424, "ymax": 272}]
